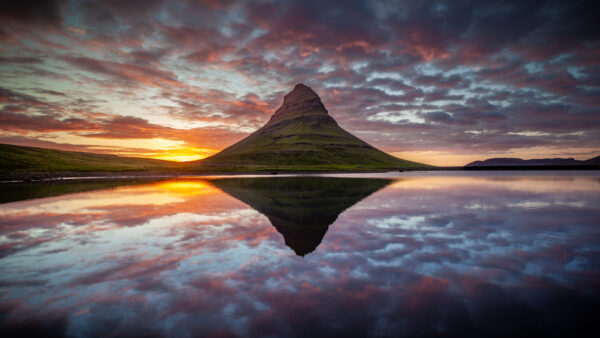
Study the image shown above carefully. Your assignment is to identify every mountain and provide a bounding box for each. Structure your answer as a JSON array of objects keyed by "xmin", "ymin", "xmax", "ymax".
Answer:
[
  {"xmin": 201, "ymin": 83, "xmax": 426, "ymax": 169},
  {"xmin": 584, "ymin": 156, "xmax": 600, "ymax": 165},
  {"xmin": 211, "ymin": 176, "xmax": 392, "ymax": 256},
  {"xmin": 465, "ymin": 156, "xmax": 600, "ymax": 167}
]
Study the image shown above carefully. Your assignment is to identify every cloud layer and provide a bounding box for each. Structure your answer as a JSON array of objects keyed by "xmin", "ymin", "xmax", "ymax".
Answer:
[{"xmin": 1, "ymin": 0, "xmax": 599, "ymax": 164}]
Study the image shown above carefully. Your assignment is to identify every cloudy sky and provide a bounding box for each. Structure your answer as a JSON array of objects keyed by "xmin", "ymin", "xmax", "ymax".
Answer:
[{"xmin": 1, "ymin": 0, "xmax": 599, "ymax": 165}]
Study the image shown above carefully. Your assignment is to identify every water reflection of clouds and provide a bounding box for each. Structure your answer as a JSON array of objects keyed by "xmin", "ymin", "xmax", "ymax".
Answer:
[{"xmin": 0, "ymin": 176, "xmax": 599, "ymax": 337}]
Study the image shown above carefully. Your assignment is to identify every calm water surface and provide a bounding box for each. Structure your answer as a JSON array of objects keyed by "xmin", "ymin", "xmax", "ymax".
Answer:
[{"xmin": 1, "ymin": 172, "xmax": 599, "ymax": 337}]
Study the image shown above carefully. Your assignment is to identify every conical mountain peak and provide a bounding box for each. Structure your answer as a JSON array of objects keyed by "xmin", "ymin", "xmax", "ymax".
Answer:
[
  {"xmin": 268, "ymin": 83, "xmax": 328, "ymax": 125},
  {"xmin": 284, "ymin": 83, "xmax": 322, "ymax": 105},
  {"xmin": 201, "ymin": 84, "xmax": 425, "ymax": 168}
]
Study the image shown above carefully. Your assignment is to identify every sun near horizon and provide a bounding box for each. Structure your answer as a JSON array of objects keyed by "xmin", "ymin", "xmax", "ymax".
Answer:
[{"xmin": 148, "ymin": 147, "xmax": 218, "ymax": 162}]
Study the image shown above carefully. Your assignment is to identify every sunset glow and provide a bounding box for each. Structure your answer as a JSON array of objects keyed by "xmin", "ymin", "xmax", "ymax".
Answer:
[
  {"xmin": 150, "ymin": 147, "xmax": 218, "ymax": 162},
  {"xmin": 1, "ymin": 1, "xmax": 599, "ymax": 165}
]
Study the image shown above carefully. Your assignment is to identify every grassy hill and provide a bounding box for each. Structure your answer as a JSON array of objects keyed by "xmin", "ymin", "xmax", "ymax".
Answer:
[
  {"xmin": 200, "ymin": 84, "xmax": 427, "ymax": 170},
  {"xmin": 0, "ymin": 143, "xmax": 180, "ymax": 172}
]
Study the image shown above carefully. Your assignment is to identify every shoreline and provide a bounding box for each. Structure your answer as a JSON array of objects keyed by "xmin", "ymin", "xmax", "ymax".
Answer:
[
  {"xmin": 0, "ymin": 168, "xmax": 430, "ymax": 183},
  {"xmin": 2, "ymin": 165, "xmax": 600, "ymax": 183}
]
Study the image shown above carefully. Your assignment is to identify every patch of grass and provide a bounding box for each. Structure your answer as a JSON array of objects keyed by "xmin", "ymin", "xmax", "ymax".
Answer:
[{"xmin": 0, "ymin": 143, "xmax": 182, "ymax": 172}]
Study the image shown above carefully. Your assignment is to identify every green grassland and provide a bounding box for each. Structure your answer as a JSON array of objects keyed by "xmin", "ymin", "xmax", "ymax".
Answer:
[{"xmin": 0, "ymin": 143, "xmax": 181, "ymax": 172}]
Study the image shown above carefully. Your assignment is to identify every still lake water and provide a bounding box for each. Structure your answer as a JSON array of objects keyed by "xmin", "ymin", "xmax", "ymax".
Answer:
[{"xmin": 1, "ymin": 172, "xmax": 599, "ymax": 337}]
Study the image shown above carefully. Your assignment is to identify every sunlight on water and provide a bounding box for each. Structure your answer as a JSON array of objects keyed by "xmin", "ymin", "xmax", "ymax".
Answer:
[{"xmin": 0, "ymin": 173, "xmax": 599, "ymax": 337}]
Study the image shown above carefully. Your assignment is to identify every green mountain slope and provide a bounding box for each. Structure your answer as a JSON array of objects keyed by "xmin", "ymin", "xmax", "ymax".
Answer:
[
  {"xmin": 0, "ymin": 143, "xmax": 178, "ymax": 172},
  {"xmin": 201, "ymin": 84, "xmax": 427, "ymax": 169}
]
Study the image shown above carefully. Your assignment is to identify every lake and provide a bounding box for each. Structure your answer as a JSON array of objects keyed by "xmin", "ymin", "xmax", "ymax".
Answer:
[{"xmin": 1, "ymin": 172, "xmax": 599, "ymax": 337}]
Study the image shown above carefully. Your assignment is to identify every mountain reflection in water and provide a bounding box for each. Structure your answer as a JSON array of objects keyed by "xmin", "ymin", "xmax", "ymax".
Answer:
[
  {"xmin": 0, "ymin": 173, "xmax": 599, "ymax": 337},
  {"xmin": 212, "ymin": 177, "xmax": 391, "ymax": 256}
]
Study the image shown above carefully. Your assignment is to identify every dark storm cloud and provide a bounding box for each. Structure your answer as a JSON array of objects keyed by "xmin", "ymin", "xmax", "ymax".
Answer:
[
  {"xmin": 35, "ymin": 89, "xmax": 66, "ymax": 96},
  {"xmin": 0, "ymin": 57, "xmax": 44, "ymax": 64},
  {"xmin": 0, "ymin": 0, "xmax": 63, "ymax": 27},
  {"xmin": 62, "ymin": 56, "xmax": 181, "ymax": 87}
]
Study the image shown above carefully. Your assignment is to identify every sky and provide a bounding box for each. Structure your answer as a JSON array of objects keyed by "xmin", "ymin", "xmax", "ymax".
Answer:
[{"xmin": 0, "ymin": 0, "xmax": 599, "ymax": 166}]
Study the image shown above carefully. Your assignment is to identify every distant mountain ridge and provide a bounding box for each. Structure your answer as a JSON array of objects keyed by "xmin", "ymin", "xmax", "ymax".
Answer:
[
  {"xmin": 466, "ymin": 156, "xmax": 600, "ymax": 167},
  {"xmin": 200, "ymin": 83, "xmax": 426, "ymax": 169}
]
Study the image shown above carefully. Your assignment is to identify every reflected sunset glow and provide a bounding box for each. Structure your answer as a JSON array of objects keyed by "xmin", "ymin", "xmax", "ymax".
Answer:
[{"xmin": 154, "ymin": 180, "xmax": 221, "ymax": 195}]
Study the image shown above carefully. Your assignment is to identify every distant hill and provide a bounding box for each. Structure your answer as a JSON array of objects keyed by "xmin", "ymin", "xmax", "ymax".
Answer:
[
  {"xmin": 466, "ymin": 156, "xmax": 600, "ymax": 167},
  {"xmin": 0, "ymin": 143, "xmax": 179, "ymax": 172},
  {"xmin": 200, "ymin": 84, "xmax": 427, "ymax": 170},
  {"xmin": 584, "ymin": 156, "xmax": 600, "ymax": 165}
]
